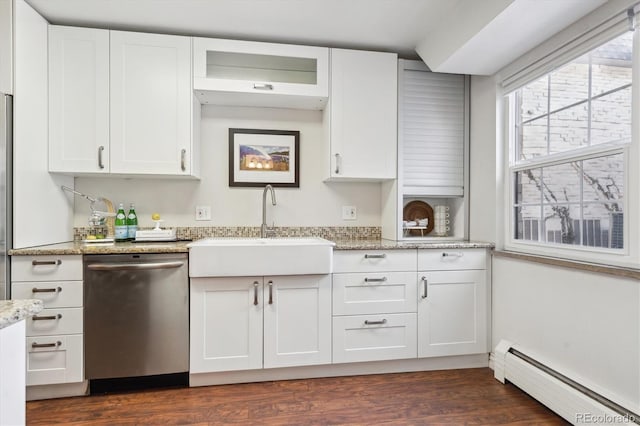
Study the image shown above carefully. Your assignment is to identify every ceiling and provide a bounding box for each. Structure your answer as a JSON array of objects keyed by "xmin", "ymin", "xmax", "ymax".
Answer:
[{"xmin": 26, "ymin": 0, "xmax": 607, "ymax": 75}]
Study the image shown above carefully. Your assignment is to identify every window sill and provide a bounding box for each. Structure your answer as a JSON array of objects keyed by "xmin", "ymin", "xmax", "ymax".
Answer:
[{"xmin": 493, "ymin": 250, "xmax": 640, "ymax": 280}]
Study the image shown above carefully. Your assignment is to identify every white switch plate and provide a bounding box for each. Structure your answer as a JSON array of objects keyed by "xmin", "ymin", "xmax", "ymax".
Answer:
[
  {"xmin": 342, "ymin": 205, "xmax": 357, "ymax": 220},
  {"xmin": 195, "ymin": 206, "xmax": 211, "ymax": 221}
]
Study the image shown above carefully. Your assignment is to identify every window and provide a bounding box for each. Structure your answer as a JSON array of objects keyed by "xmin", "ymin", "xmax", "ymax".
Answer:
[{"xmin": 509, "ymin": 31, "xmax": 632, "ymax": 253}]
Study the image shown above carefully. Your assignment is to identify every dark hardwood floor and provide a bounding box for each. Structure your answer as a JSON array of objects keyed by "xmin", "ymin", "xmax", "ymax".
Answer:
[{"xmin": 27, "ymin": 368, "xmax": 569, "ymax": 425}]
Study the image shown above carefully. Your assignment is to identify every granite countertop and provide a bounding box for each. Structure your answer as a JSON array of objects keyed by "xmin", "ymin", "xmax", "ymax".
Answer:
[
  {"xmin": 0, "ymin": 299, "xmax": 44, "ymax": 330},
  {"xmin": 9, "ymin": 240, "xmax": 192, "ymax": 256},
  {"xmin": 9, "ymin": 238, "xmax": 493, "ymax": 256},
  {"xmin": 332, "ymin": 239, "xmax": 494, "ymax": 250}
]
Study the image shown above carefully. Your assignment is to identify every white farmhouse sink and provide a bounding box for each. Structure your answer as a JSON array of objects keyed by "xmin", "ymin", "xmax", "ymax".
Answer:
[{"xmin": 187, "ymin": 237, "xmax": 335, "ymax": 277}]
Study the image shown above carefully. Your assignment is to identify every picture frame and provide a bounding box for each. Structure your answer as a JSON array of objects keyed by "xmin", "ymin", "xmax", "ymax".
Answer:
[{"xmin": 229, "ymin": 128, "xmax": 300, "ymax": 188}]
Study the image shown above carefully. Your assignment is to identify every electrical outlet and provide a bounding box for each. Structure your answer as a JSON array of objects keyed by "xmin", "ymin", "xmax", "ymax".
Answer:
[
  {"xmin": 342, "ymin": 205, "xmax": 357, "ymax": 220},
  {"xmin": 195, "ymin": 206, "xmax": 211, "ymax": 221}
]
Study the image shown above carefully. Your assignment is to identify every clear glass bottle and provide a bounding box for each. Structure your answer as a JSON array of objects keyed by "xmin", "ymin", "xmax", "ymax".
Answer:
[
  {"xmin": 127, "ymin": 203, "xmax": 138, "ymax": 240},
  {"xmin": 114, "ymin": 203, "xmax": 128, "ymax": 241}
]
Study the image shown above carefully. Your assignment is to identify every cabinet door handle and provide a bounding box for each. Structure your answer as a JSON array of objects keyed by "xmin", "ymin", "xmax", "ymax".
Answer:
[
  {"xmin": 253, "ymin": 83, "xmax": 274, "ymax": 90},
  {"xmin": 253, "ymin": 281, "xmax": 259, "ymax": 306},
  {"xmin": 364, "ymin": 319, "xmax": 387, "ymax": 326},
  {"xmin": 31, "ymin": 341, "xmax": 62, "ymax": 349},
  {"xmin": 268, "ymin": 280, "xmax": 273, "ymax": 305},
  {"xmin": 32, "ymin": 314, "xmax": 62, "ymax": 321},
  {"xmin": 442, "ymin": 252, "xmax": 463, "ymax": 258},
  {"xmin": 32, "ymin": 259, "xmax": 62, "ymax": 266},
  {"xmin": 32, "ymin": 286, "xmax": 62, "ymax": 293},
  {"xmin": 98, "ymin": 145, "xmax": 105, "ymax": 169},
  {"xmin": 364, "ymin": 254, "xmax": 386, "ymax": 259},
  {"xmin": 364, "ymin": 277, "xmax": 387, "ymax": 283},
  {"xmin": 334, "ymin": 153, "xmax": 341, "ymax": 174},
  {"xmin": 180, "ymin": 149, "xmax": 187, "ymax": 172},
  {"xmin": 421, "ymin": 276, "xmax": 428, "ymax": 299}
]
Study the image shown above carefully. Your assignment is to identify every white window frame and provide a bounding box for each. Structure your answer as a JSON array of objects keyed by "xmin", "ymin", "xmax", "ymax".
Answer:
[{"xmin": 502, "ymin": 27, "xmax": 640, "ymax": 267}]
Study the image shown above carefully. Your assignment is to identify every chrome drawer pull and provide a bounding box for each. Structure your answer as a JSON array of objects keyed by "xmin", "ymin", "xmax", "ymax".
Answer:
[
  {"xmin": 32, "ymin": 314, "xmax": 62, "ymax": 321},
  {"xmin": 32, "ymin": 286, "xmax": 62, "ymax": 293},
  {"xmin": 32, "ymin": 341, "xmax": 62, "ymax": 349},
  {"xmin": 364, "ymin": 254, "xmax": 386, "ymax": 259},
  {"xmin": 253, "ymin": 281, "xmax": 259, "ymax": 306},
  {"xmin": 364, "ymin": 277, "xmax": 387, "ymax": 283},
  {"xmin": 421, "ymin": 276, "xmax": 428, "ymax": 299},
  {"xmin": 253, "ymin": 83, "xmax": 274, "ymax": 90},
  {"xmin": 180, "ymin": 148, "xmax": 186, "ymax": 172},
  {"xmin": 98, "ymin": 145, "xmax": 105, "ymax": 169},
  {"xmin": 32, "ymin": 259, "xmax": 62, "ymax": 266},
  {"xmin": 268, "ymin": 280, "xmax": 273, "ymax": 305},
  {"xmin": 364, "ymin": 319, "xmax": 387, "ymax": 326},
  {"xmin": 334, "ymin": 153, "xmax": 341, "ymax": 174},
  {"xmin": 442, "ymin": 252, "xmax": 463, "ymax": 258}
]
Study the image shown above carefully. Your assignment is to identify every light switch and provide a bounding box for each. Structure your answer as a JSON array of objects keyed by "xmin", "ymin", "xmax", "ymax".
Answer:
[{"xmin": 195, "ymin": 206, "xmax": 211, "ymax": 221}]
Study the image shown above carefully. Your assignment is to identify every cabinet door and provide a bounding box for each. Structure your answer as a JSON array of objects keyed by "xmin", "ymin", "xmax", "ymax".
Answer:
[
  {"xmin": 263, "ymin": 275, "xmax": 331, "ymax": 368},
  {"xmin": 49, "ymin": 26, "xmax": 109, "ymax": 173},
  {"xmin": 110, "ymin": 31, "xmax": 192, "ymax": 175},
  {"xmin": 417, "ymin": 270, "xmax": 487, "ymax": 357},
  {"xmin": 328, "ymin": 48, "xmax": 397, "ymax": 180},
  {"xmin": 190, "ymin": 277, "xmax": 263, "ymax": 373}
]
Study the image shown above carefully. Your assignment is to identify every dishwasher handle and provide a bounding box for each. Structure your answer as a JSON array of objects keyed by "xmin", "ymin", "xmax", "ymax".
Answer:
[{"xmin": 87, "ymin": 261, "xmax": 185, "ymax": 271}]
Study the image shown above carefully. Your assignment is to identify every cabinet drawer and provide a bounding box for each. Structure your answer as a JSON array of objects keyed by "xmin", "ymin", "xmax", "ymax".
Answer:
[
  {"xmin": 26, "ymin": 334, "xmax": 83, "ymax": 386},
  {"xmin": 12, "ymin": 255, "xmax": 82, "ymax": 281},
  {"xmin": 333, "ymin": 272, "xmax": 416, "ymax": 315},
  {"xmin": 333, "ymin": 250, "xmax": 416, "ymax": 273},
  {"xmin": 418, "ymin": 249, "xmax": 487, "ymax": 271},
  {"xmin": 26, "ymin": 308, "xmax": 83, "ymax": 336},
  {"xmin": 12, "ymin": 281, "xmax": 82, "ymax": 308},
  {"xmin": 332, "ymin": 313, "xmax": 417, "ymax": 363}
]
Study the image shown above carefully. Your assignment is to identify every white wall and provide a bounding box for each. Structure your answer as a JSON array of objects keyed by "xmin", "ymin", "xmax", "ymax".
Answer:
[
  {"xmin": 0, "ymin": 0, "xmax": 12, "ymax": 94},
  {"xmin": 470, "ymin": 70, "xmax": 640, "ymax": 411},
  {"xmin": 13, "ymin": 0, "xmax": 73, "ymax": 248},
  {"xmin": 493, "ymin": 257, "xmax": 640, "ymax": 411},
  {"xmin": 75, "ymin": 105, "xmax": 382, "ymax": 228}
]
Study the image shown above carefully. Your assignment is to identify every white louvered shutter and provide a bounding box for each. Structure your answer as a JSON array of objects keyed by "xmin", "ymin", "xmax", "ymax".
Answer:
[{"xmin": 401, "ymin": 70, "xmax": 465, "ymax": 196}]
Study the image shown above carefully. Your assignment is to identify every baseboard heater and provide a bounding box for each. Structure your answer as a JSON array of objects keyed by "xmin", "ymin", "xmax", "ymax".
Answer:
[{"xmin": 493, "ymin": 340, "xmax": 639, "ymax": 425}]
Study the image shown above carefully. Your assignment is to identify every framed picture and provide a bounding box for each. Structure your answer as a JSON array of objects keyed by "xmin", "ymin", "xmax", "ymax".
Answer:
[{"xmin": 229, "ymin": 128, "xmax": 300, "ymax": 188}]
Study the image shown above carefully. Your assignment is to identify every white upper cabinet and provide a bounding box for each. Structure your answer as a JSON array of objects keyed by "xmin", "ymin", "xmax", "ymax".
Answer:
[
  {"xmin": 49, "ymin": 26, "xmax": 110, "ymax": 174},
  {"xmin": 325, "ymin": 48, "xmax": 397, "ymax": 181},
  {"xmin": 193, "ymin": 38, "xmax": 328, "ymax": 110},
  {"xmin": 48, "ymin": 26, "xmax": 198, "ymax": 177},
  {"xmin": 110, "ymin": 31, "xmax": 193, "ymax": 176}
]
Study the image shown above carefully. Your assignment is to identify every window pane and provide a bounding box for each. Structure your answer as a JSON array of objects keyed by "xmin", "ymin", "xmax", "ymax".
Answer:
[
  {"xmin": 515, "ymin": 169, "xmax": 541, "ymax": 205},
  {"xmin": 543, "ymin": 204, "xmax": 580, "ymax": 245},
  {"xmin": 543, "ymin": 162, "xmax": 580, "ymax": 203},
  {"xmin": 549, "ymin": 56, "xmax": 589, "ymax": 112},
  {"xmin": 549, "ymin": 103, "xmax": 588, "ymax": 153},
  {"xmin": 591, "ymin": 86, "xmax": 631, "ymax": 146},
  {"xmin": 582, "ymin": 153, "xmax": 624, "ymax": 210},
  {"xmin": 519, "ymin": 75, "xmax": 548, "ymax": 119},
  {"xmin": 591, "ymin": 32, "xmax": 632, "ymax": 96},
  {"xmin": 520, "ymin": 118, "xmax": 547, "ymax": 160},
  {"xmin": 515, "ymin": 205, "xmax": 540, "ymax": 241}
]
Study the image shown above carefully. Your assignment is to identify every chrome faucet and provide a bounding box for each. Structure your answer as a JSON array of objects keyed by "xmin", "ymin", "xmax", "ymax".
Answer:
[{"xmin": 261, "ymin": 184, "xmax": 277, "ymax": 238}]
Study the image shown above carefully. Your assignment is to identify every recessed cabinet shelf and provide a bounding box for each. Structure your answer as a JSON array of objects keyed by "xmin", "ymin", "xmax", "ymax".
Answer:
[{"xmin": 193, "ymin": 38, "xmax": 329, "ymax": 110}]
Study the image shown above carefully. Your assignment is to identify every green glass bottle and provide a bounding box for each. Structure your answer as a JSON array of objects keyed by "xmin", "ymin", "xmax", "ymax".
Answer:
[
  {"xmin": 127, "ymin": 203, "xmax": 138, "ymax": 240},
  {"xmin": 115, "ymin": 203, "xmax": 127, "ymax": 241}
]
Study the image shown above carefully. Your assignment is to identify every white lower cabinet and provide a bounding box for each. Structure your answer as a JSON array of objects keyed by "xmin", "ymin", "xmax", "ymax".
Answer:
[
  {"xmin": 11, "ymin": 255, "xmax": 84, "ymax": 387},
  {"xmin": 332, "ymin": 250, "xmax": 417, "ymax": 363},
  {"xmin": 190, "ymin": 274, "xmax": 331, "ymax": 374},
  {"xmin": 333, "ymin": 313, "xmax": 417, "ymax": 363},
  {"xmin": 417, "ymin": 250, "xmax": 488, "ymax": 358}
]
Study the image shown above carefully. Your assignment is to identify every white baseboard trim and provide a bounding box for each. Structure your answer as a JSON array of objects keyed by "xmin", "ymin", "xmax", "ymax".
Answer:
[
  {"xmin": 190, "ymin": 353, "xmax": 490, "ymax": 387},
  {"xmin": 27, "ymin": 381, "xmax": 89, "ymax": 401}
]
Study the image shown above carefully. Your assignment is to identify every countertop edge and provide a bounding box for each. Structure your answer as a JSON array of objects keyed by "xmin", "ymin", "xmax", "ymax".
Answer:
[
  {"xmin": 0, "ymin": 299, "xmax": 44, "ymax": 330},
  {"xmin": 8, "ymin": 239, "xmax": 495, "ymax": 255}
]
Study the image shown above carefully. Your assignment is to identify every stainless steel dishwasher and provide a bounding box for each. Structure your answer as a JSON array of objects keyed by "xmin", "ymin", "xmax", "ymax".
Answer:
[{"xmin": 84, "ymin": 253, "xmax": 189, "ymax": 385}]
